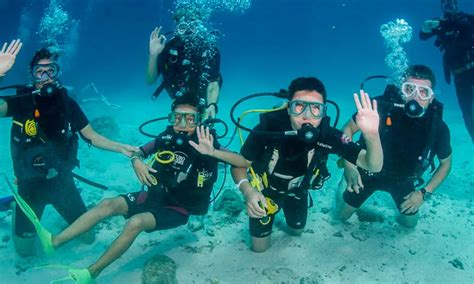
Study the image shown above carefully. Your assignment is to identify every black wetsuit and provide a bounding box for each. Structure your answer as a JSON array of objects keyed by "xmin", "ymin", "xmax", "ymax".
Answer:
[
  {"xmin": 156, "ymin": 37, "xmax": 221, "ymax": 103},
  {"xmin": 420, "ymin": 12, "xmax": 474, "ymax": 142},
  {"xmin": 121, "ymin": 126, "xmax": 219, "ymax": 232},
  {"xmin": 4, "ymin": 86, "xmax": 89, "ymax": 238},
  {"xmin": 343, "ymin": 96, "xmax": 452, "ymax": 215},
  {"xmin": 240, "ymin": 109, "xmax": 363, "ymax": 238}
]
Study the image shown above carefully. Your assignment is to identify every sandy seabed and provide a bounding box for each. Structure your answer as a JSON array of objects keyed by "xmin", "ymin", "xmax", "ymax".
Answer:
[{"xmin": 0, "ymin": 96, "xmax": 472, "ymax": 283}]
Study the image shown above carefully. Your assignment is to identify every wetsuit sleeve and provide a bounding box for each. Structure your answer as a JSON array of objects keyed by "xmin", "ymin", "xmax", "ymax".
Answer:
[
  {"xmin": 140, "ymin": 140, "xmax": 157, "ymax": 157},
  {"xmin": 3, "ymin": 95, "xmax": 28, "ymax": 117},
  {"xmin": 322, "ymin": 127, "xmax": 363, "ymax": 165},
  {"xmin": 68, "ymin": 98, "xmax": 89, "ymax": 131},
  {"xmin": 240, "ymin": 123, "xmax": 266, "ymax": 162},
  {"xmin": 140, "ymin": 129, "xmax": 172, "ymax": 157},
  {"xmin": 435, "ymin": 121, "xmax": 452, "ymax": 160}
]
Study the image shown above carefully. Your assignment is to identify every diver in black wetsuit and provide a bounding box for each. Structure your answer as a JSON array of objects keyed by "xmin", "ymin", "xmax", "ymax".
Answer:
[
  {"xmin": 0, "ymin": 48, "xmax": 138, "ymax": 256},
  {"xmin": 420, "ymin": 0, "xmax": 474, "ymax": 142},
  {"xmin": 337, "ymin": 65, "xmax": 452, "ymax": 228},
  {"xmin": 146, "ymin": 3, "xmax": 221, "ymax": 119}
]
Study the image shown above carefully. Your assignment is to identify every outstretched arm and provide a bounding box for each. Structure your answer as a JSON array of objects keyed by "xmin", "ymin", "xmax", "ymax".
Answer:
[{"xmin": 80, "ymin": 124, "xmax": 139, "ymax": 157}]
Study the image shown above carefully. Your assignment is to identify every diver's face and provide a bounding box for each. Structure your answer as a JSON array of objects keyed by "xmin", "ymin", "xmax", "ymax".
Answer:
[
  {"xmin": 171, "ymin": 105, "xmax": 199, "ymax": 136},
  {"xmin": 176, "ymin": 17, "xmax": 202, "ymax": 38},
  {"xmin": 33, "ymin": 58, "xmax": 56, "ymax": 89},
  {"xmin": 442, "ymin": 0, "xmax": 457, "ymax": 15},
  {"xmin": 288, "ymin": 90, "xmax": 325, "ymax": 130},
  {"xmin": 402, "ymin": 78, "xmax": 434, "ymax": 109}
]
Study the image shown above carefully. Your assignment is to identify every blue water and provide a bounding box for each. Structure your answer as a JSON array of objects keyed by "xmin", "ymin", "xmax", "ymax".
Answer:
[
  {"xmin": 0, "ymin": 0, "xmax": 473, "ymax": 283},
  {"xmin": 1, "ymin": 0, "xmax": 472, "ymax": 107}
]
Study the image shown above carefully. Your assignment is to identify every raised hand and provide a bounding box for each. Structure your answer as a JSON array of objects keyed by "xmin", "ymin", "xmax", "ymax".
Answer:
[
  {"xmin": 0, "ymin": 39, "xmax": 22, "ymax": 76},
  {"xmin": 422, "ymin": 20, "xmax": 440, "ymax": 33},
  {"xmin": 149, "ymin": 26, "xmax": 167, "ymax": 57},
  {"xmin": 353, "ymin": 90, "xmax": 379, "ymax": 136},
  {"xmin": 189, "ymin": 126, "xmax": 215, "ymax": 156}
]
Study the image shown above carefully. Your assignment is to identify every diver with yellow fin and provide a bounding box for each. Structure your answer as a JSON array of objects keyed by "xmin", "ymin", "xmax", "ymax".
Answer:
[
  {"xmin": 0, "ymin": 48, "xmax": 138, "ymax": 257},
  {"xmin": 231, "ymin": 77, "xmax": 383, "ymax": 252}
]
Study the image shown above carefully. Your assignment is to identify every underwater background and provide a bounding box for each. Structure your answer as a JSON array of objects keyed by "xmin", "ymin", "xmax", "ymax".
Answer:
[{"xmin": 0, "ymin": 0, "xmax": 473, "ymax": 283}]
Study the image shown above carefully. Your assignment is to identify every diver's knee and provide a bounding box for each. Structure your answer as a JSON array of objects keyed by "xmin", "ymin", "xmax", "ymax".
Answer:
[
  {"xmin": 397, "ymin": 213, "xmax": 419, "ymax": 228},
  {"xmin": 251, "ymin": 236, "xmax": 270, "ymax": 253},
  {"xmin": 337, "ymin": 201, "xmax": 357, "ymax": 221},
  {"xmin": 97, "ymin": 197, "xmax": 126, "ymax": 216},
  {"xmin": 287, "ymin": 226, "xmax": 304, "ymax": 236},
  {"xmin": 13, "ymin": 235, "xmax": 36, "ymax": 257},
  {"xmin": 124, "ymin": 214, "xmax": 155, "ymax": 235}
]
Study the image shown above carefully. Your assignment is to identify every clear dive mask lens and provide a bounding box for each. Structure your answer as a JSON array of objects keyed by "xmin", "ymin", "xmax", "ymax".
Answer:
[
  {"xmin": 168, "ymin": 112, "xmax": 200, "ymax": 127},
  {"xmin": 401, "ymin": 82, "xmax": 434, "ymax": 101},
  {"xmin": 288, "ymin": 100, "xmax": 327, "ymax": 118},
  {"xmin": 32, "ymin": 63, "xmax": 60, "ymax": 82},
  {"xmin": 177, "ymin": 20, "xmax": 199, "ymax": 35}
]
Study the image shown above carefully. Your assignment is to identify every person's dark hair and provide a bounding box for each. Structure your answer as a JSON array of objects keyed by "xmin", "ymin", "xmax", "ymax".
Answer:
[
  {"xmin": 404, "ymin": 65, "xmax": 436, "ymax": 88},
  {"xmin": 171, "ymin": 95, "xmax": 202, "ymax": 113},
  {"xmin": 288, "ymin": 77, "xmax": 327, "ymax": 102},
  {"xmin": 29, "ymin": 48, "xmax": 58, "ymax": 69}
]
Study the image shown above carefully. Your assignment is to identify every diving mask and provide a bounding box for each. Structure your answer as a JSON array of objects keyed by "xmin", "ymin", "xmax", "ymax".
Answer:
[
  {"xmin": 177, "ymin": 20, "xmax": 201, "ymax": 36},
  {"xmin": 32, "ymin": 62, "xmax": 60, "ymax": 82},
  {"xmin": 401, "ymin": 82, "xmax": 434, "ymax": 101},
  {"xmin": 168, "ymin": 111, "xmax": 200, "ymax": 128},
  {"xmin": 288, "ymin": 100, "xmax": 327, "ymax": 118}
]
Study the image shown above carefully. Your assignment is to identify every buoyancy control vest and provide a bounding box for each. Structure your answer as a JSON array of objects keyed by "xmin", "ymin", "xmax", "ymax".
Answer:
[
  {"xmin": 361, "ymin": 84, "xmax": 444, "ymax": 180},
  {"xmin": 153, "ymin": 37, "xmax": 222, "ymax": 104},
  {"xmin": 146, "ymin": 127, "xmax": 218, "ymax": 212},
  {"xmin": 10, "ymin": 86, "xmax": 79, "ymax": 182},
  {"xmin": 250, "ymin": 109, "xmax": 331, "ymax": 198}
]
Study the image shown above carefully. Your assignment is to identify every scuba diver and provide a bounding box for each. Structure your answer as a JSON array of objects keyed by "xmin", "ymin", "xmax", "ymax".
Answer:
[
  {"xmin": 420, "ymin": 0, "xmax": 474, "ymax": 142},
  {"xmin": 336, "ymin": 65, "xmax": 452, "ymax": 228},
  {"xmin": 0, "ymin": 39, "xmax": 22, "ymax": 80},
  {"xmin": 146, "ymin": 3, "xmax": 221, "ymax": 119},
  {"xmin": 0, "ymin": 48, "xmax": 138, "ymax": 256},
  {"xmin": 38, "ymin": 96, "xmax": 246, "ymax": 282},
  {"xmin": 231, "ymin": 77, "xmax": 383, "ymax": 253}
]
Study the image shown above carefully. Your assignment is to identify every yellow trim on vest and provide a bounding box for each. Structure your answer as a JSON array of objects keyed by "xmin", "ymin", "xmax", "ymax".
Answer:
[{"xmin": 12, "ymin": 120, "xmax": 23, "ymax": 128}]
